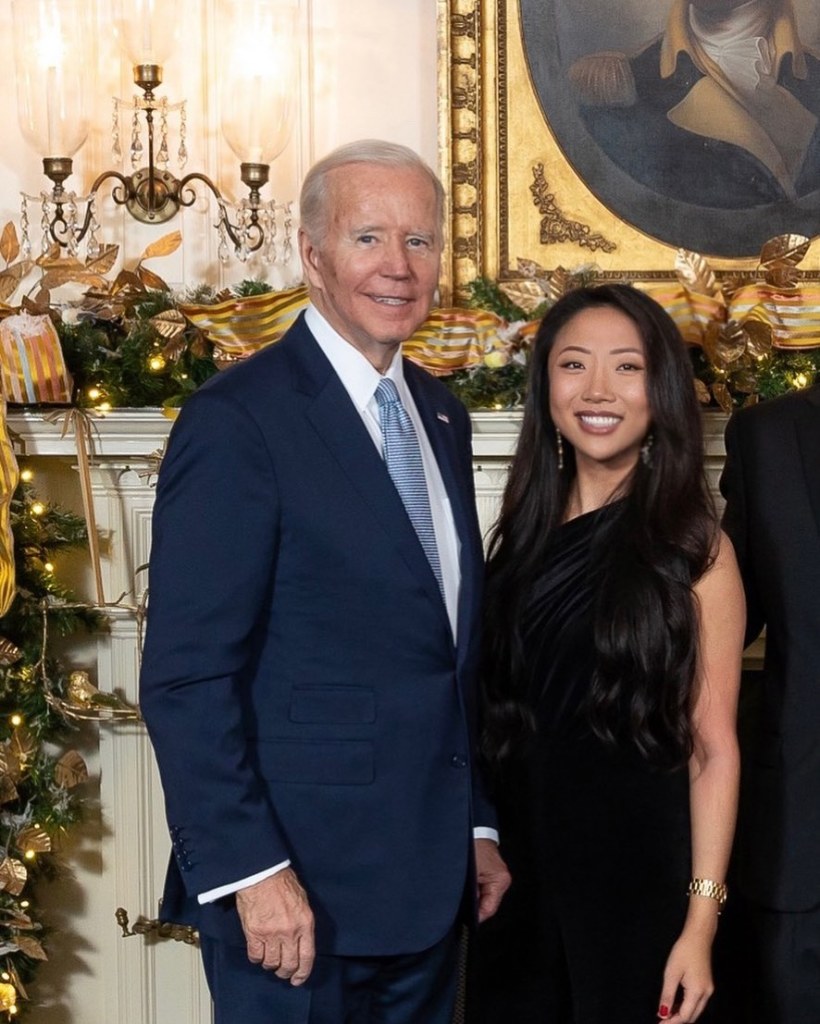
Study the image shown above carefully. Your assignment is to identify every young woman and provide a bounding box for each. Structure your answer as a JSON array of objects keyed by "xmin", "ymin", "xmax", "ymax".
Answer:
[{"xmin": 469, "ymin": 285, "xmax": 745, "ymax": 1023}]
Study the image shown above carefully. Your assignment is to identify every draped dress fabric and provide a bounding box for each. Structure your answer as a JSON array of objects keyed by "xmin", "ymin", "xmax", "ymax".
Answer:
[{"xmin": 469, "ymin": 503, "xmax": 708, "ymax": 1023}]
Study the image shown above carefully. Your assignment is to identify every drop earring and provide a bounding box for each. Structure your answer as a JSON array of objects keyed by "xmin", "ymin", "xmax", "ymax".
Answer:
[
  {"xmin": 641, "ymin": 432, "xmax": 654, "ymax": 467},
  {"xmin": 556, "ymin": 428, "xmax": 564, "ymax": 471}
]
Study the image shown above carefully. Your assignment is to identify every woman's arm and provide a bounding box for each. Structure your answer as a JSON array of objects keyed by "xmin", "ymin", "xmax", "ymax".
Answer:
[{"xmin": 659, "ymin": 530, "xmax": 745, "ymax": 1023}]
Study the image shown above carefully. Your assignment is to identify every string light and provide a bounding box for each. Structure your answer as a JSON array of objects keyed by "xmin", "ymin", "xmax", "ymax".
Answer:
[
  {"xmin": 148, "ymin": 354, "xmax": 166, "ymax": 372},
  {"xmin": 87, "ymin": 387, "xmax": 102, "ymax": 401},
  {"xmin": 19, "ymin": 469, "xmax": 33, "ymax": 483},
  {"xmin": 43, "ymin": 562, "xmax": 54, "ymax": 574},
  {"xmin": 9, "ymin": 715, "xmax": 22, "ymax": 728},
  {"xmin": 793, "ymin": 372, "xmax": 809, "ymax": 388},
  {"xmin": 30, "ymin": 502, "xmax": 45, "ymax": 517}
]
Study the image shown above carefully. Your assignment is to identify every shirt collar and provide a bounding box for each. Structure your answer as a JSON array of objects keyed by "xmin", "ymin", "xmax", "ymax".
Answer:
[
  {"xmin": 660, "ymin": 0, "xmax": 806, "ymax": 81},
  {"xmin": 305, "ymin": 304, "xmax": 406, "ymax": 413}
]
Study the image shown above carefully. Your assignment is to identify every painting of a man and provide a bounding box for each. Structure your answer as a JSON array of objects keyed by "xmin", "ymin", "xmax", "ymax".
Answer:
[{"xmin": 519, "ymin": 0, "xmax": 820, "ymax": 255}]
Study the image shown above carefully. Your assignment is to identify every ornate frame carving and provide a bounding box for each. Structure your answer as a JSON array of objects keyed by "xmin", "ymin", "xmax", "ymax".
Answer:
[{"xmin": 437, "ymin": 1, "xmax": 820, "ymax": 304}]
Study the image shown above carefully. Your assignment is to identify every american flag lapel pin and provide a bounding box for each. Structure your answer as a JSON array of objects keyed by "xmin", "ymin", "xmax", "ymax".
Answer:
[{"xmin": 436, "ymin": 411, "xmax": 450, "ymax": 424}]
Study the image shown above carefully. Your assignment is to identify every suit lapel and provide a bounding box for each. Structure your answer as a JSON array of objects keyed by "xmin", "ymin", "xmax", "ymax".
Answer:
[
  {"xmin": 285, "ymin": 321, "xmax": 447, "ymax": 617},
  {"xmin": 406, "ymin": 362, "xmax": 482, "ymax": 654},
  {"xmin": 796, "ymin": 387, "xmax": 820, "ymax": 541}
]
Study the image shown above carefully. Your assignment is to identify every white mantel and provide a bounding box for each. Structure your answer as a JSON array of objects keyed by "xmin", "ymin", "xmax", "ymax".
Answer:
[{"xmin": 6, "ymin": 406, "xmax": 735, "ymax": 1023}]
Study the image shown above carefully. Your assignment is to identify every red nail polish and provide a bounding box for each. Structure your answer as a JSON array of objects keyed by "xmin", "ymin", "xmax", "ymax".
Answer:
[{"xmin": 658, "ymin": 1007, "xmax": 669, "ymax": 1019}]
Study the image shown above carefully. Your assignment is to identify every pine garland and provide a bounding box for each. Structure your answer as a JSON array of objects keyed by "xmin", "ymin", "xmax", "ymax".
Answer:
[{"xmin": 0, "ymin": 478, "xmax": 100, "ymax": 1018}]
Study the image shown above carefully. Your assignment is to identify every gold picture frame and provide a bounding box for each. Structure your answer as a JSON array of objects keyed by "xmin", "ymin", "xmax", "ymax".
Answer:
[{"xmin": 437, "ymin": 0, "xmax": 820, "ymax": 303}]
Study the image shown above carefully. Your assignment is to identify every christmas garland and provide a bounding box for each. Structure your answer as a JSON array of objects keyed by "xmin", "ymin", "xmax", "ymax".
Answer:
[
  {"xmin": 0, "ymin": 476, "xmax": 102, "ymax": 1018},
  {"xmin": 2, "ymin": 225, "xmax": 819, "ymax": 415}
]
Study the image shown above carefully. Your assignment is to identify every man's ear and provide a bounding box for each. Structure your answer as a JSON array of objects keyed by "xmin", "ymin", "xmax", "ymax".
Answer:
[{"xmin": 299, "ymin": 229, "xmax": 323, "ymax": 289}]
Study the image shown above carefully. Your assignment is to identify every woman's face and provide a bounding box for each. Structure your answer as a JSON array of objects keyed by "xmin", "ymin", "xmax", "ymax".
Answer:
[{"xmin": 548, "ymin": 305, "xmax": 652, "ymax": 475}]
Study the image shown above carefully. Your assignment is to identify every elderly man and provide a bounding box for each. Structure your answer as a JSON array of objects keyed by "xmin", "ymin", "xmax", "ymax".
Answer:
[
  {"xmin": 140, "ymin": 139, "xmax": 510, "ymax": 1024},
  {"xmin": 570, "ymin": 0, "xmax": 820, "ymax": 207}
]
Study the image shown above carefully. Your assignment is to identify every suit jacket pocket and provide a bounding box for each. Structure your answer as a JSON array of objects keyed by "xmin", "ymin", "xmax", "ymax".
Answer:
[
  {"xmin": 256, "ymin": 738, "xmax": 375, "ymax": 785},
  {"xmin": 289, "ymin": 685, "xmax": 376, "ymax": 724}
]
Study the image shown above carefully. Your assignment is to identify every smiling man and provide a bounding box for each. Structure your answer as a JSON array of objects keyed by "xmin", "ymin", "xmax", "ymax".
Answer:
[{"xmin": 140, "ymin": 139, "xmax": 510, "ymax": 1024}]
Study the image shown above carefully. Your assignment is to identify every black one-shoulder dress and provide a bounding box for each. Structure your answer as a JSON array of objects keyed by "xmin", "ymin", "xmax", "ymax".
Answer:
[{"xmin": 468, "ymin": 503, "xmax": 707, "ymax": 1023}]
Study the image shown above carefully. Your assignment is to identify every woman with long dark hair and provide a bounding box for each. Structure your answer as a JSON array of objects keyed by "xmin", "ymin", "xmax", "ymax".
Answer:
[{"xmin": 468, "ymin": 285, "xmax": 744, "ymax": 1023}]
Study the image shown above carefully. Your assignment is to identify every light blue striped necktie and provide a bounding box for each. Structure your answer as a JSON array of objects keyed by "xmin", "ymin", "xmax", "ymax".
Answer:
[{"xmin": 375, "ymin": 377, "xmax": 444, "ymax": 595}]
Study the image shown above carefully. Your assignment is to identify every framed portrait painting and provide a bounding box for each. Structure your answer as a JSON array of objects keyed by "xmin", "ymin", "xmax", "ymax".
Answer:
[{"xmin": 437, "ymin": 0, "xmax": 820, "ymax": 301}]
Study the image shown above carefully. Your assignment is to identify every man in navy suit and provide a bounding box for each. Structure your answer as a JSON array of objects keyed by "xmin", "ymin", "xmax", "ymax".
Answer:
[
  {"xmin": 720, "ymin": 383, "xmax": 820, "ymax": 1023},
  {"xmin": 140, "ymin": 139, "xmax": 510, "ymax": 1023}
]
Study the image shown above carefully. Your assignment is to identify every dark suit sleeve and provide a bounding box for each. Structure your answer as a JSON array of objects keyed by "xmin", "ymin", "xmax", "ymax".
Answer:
[
  {"xmin": 453, "ymin": 399, "xmax": 498, "ymax": 834},
  {"xmin": 720, "ymin": 411, "xmax": 766, "ymax": 645},
  {"xmin": 140, "ymin": 388, "xmax": 292, "ymax": 897}
]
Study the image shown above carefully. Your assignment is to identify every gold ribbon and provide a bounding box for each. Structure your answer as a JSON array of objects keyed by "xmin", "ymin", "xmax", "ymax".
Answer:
[
  {"xmin": 179, "ymin": 285, "xmax": 309, "ymax": 362},
  {"xmin": 636, "ymin": 282, "xmax": 727, "ymax": 346},
  {"xmin": 641, "ymin": 280, "xmax": 820, "ymax": 350},
  {"xmin": 402, "ymin": 308, "xmax": 503, "ymax": 374},
  {"xmin": 45, "ymin": 409, "xmax": 105, "ymax": 607},
  {"xmin": 730, "ymin": 283, "xmax": 820, "ymax": 349}
]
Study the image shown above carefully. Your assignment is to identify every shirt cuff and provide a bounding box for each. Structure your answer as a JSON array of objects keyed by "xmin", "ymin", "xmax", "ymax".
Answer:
[
  {"xmin": 197, "ymin": 859, "xmax": 291, "ymax": 904},
  {"xmin": 473, "ymin": 827, "xmax": 500, "ymax": 844}
]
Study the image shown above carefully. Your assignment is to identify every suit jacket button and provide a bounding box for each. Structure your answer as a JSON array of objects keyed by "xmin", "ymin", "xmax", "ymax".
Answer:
[{"xmin": 450, "ymin": 754, "xmax": 467, "ymax": 768}]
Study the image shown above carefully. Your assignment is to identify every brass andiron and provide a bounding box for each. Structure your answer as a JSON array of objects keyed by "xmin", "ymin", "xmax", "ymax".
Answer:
[{"xmin": 115, "ymin": 907, "xmax": 198, "ymax": 946}]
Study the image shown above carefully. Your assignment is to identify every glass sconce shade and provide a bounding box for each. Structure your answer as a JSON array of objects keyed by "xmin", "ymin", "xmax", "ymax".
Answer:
[
  {"xmin": 218, "ymin": 0, "xmax": 297, "ymax": 165},
  {"xmin": 114, "ymin": 0, "xmax": 180, "ymax": 67},
  {"xmin": 12, "ymin": 0, "xmax": 93, "ymax": 158}
]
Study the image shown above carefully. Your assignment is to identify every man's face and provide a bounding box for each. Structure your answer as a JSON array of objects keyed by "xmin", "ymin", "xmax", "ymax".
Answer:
[{"xmin": 299, "ymin": 162, "xmax": 442, "ymax": 371}]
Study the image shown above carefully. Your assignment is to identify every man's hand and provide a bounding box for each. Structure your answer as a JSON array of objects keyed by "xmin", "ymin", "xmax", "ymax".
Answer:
[
  {"xmin": 235, "ymin": 868, "xmax": 315, "ymax": 985},
  {"xmin": 474, "ymin": 838, "xmax": 511, "ymax": 923}
]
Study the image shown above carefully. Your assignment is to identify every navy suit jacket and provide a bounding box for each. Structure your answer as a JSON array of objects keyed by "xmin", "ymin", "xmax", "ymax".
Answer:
[
  {"xmin": 720, "ymin": 385, "xmax": 820, "ymax": 911},
  {"xmin": 140, "ymin": 314, "xmax": 492, "ymax": 955}
]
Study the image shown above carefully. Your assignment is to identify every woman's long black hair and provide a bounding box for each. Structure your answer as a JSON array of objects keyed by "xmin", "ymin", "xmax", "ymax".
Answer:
[{"xmin": 481, "ymin": 284, "xmax": 717, "ymax": 771}]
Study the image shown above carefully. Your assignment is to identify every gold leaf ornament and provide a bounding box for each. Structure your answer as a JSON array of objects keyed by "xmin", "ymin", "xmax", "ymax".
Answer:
[
  {"xmin": 759, "ymin": 233, "xmax": 810, "ymax": 269},
  {"xmin": 55, "ymin": 750, "xmax": 89, "ymax": 789},
  {"xmin": 742, "ymin": 319, "xmax": 774, "ymax": 361},
  {"xmin": 139, "ymin": 231, "xmax": 182, "ymax": 261},
  {"xmin": 8, "ymin": 726, "xmax": 37, "ymax": 777},
  {"xmin": 703, "ymin": 321, "xmax": 747, "ymax": 369},
  {"xmin": 0, "ymin": 639, "xmax": 22, "ymax": 666},
  {"xmin": 0, "ymin": 775, "xmax": 18, "ymax": 805},
  {"xmin": 675, "ymin": 248, "xmax": 720, "ymax": 296},
  {"xmin": 13, "ymin": 934, "xmax": 47, "ymax": 961},
  {"xmin": 150, "ymin": 309, "xmax": 188, "ymax": 342},
  {"xmin": 16, "ymin": 824, "xmax": 52, "ymax": 856},
  {"xmin": 0, "ymin": 744, "xmax": 22, "ymax": 787},
  {"xmin": 84, "ymin": 244, "xmax": 120, "ymax": 277},
  {"xmin": 711, "ymin": 381, "xmax": 734, "ymax": 414},
  {"xmin": 498, "ymin": 279, "xmax": 548, "ymax": 315},
  {"xmin": 694, "ymin": 378, "xmax": 711, "ymax": 405},
  {"xmin": 0, "ymin": 223, "xmax": 20, "ymax": 265},
  {"xmin": 6, "ymin": 962, "xmax": 28, "ymax": 1001},
  {"xmin": 0, "ymin": 857, "xmax": 27, "ymax": 895}
]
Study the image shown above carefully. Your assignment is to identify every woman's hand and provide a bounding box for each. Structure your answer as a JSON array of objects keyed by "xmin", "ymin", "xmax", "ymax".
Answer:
[{"xmin": 657, "ymin": 920, "xmax": 716, "ymax": 1023}]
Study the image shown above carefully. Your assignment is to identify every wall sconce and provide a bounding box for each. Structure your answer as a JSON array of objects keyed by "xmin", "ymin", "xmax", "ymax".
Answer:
[{"xmin": 13, "ymin": 0, "xmax": 297, "ymax": 264}]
